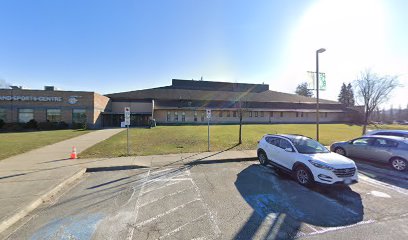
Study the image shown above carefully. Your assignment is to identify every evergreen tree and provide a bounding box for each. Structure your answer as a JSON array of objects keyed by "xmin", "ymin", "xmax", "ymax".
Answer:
[
  {"xmin": 295, "ymin": 82, "xmax": 313, "ymax": 97},
  {"xmin": 338, "ymin": 82, "xmax": 355, "ymax": 107},
  {"xmin": 346, "ymin": 83, "xmax": 355, "ymax": 106},
  {"xmin": 338, "ymin": 83, "xmax": 347, "ymax": 105}
]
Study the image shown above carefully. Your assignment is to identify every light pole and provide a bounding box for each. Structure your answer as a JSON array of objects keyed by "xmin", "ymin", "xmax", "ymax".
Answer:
[{"xmin": 316, "ymin": 48, "xmax": 326, "ymax": 141}]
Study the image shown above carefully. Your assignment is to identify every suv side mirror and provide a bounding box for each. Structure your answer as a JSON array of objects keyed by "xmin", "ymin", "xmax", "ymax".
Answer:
[{"xmin": 285, "ymin": 148, "xmax": 293, "ymax": 152}]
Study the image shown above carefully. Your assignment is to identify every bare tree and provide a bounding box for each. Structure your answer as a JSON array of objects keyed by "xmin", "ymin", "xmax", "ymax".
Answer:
[{"xmin": 354, "ymin": 69, "xmax": 400, "ymax": 134}]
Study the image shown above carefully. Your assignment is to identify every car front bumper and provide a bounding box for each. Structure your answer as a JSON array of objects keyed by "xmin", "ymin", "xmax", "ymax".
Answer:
[{"xmin": 311, "ymin": 167, "xmax": 358, "ymax": 185}]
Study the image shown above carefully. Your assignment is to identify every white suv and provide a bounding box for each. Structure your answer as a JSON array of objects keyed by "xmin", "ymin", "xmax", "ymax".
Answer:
[{"xmin": 257, "ymin": 134, "xmax": 358, "ymax": 186}]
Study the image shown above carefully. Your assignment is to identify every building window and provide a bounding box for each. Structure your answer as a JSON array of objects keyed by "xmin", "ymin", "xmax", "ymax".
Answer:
[
  {"xmin": 72, "ymin": 109, "xmax": 87, "ymax": 124},
  {"xmin": 201, "ymin": 112, "xmax": 205, "ymax": 121},
  {"xmin": 270, "ymin": 112, "xmax": 274, "ymax": 117},
  {"xmin": 280, "ymin": 112, "xmax": 283, "ymax": 117},
  {"xmin": 174, "ymin": 112, "xmax": 178, "ymax": 122},
  {"xmin": 0, "ymin": 108, "xmax": 6, "ymax": 121},
  {"xmin": 167, "ymin": 111, "xmax": 171, "ymax": 122},
  {"xmin": 325, "ymin": 112, "xmax": 328, "ymax": 118},
  {"xmin": 249, "ymin": 112, "xmax": 252, "ymax": 117},
  {"xmin": 301, "ymin": 112, "xmax": 304, "ymax": 118},
  {"xmin": 194, "ymin": 111, "xmax": 197, "ymax": 122},
  {"xmin": 233, "ymin": 111, "xmax": 237, "ymax": 117},
  {"xmin": 18, "ymin": 109, "xmax": 34, "ymax": 123},
  {"xmin": 296, "ymin": 112, "xmax": 299, "ymax": 118},
  {"xmin": 182, "ymin": 112, "xmax": 186, "ymax": 122},
  {"xmin": 219, "ymin": 111, "xmax": 223, "ymax": 117},
  {"xmin": 305, "ymin": 113, "xmax": 308, "ymax": 118},
  {"xmin": 260, "ymin": 111, "xmax": 264, "ymax": 117},
  {"xmin": 227, "ymin": 111, "xmax": 230, "ymax": 117},
  {"xmin": 47, "ymin": 109, "xmax": 61, "ymax": 122},
  {"xmin": 255, "ymin": 112, "xmax": 258, "ymax": 117}
]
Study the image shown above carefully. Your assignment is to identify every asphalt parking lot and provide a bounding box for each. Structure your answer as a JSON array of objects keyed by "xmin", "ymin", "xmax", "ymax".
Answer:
[{"xmin": 2, "ymin": 159, "xmax": 408, "ymax": 240}]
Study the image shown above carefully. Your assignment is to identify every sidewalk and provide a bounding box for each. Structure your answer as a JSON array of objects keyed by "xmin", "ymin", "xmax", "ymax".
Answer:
[
  {"xmin": 0, "ymin": 132, "xmax": 257, "ymax": 234},
  {"xmin": 0, "ymin": 128, "xmax": 124, "ymax": 233}
]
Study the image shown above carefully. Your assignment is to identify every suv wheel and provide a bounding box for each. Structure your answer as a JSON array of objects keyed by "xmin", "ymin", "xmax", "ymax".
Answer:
[
  {"xmin": 295, "ymin": 166, "xmax": 313, "ymax": 186},
  {"xmin": 390, "ymin": 158, "xmax": 407, "ymax": 171},
  {"xmin": 258, "ymin": 150, "xmax": 268, "ymax": 166}
]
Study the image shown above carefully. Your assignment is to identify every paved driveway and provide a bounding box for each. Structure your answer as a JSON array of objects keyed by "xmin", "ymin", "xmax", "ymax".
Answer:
[{"xmin": 2, "ymin": 159, "xmax": 408, "ymax": 240}]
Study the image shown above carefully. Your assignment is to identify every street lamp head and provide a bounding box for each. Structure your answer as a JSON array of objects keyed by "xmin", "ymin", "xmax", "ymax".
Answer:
[{"xmin": 317, "ymin": 48, "xmax": 326, "ymax": 54}]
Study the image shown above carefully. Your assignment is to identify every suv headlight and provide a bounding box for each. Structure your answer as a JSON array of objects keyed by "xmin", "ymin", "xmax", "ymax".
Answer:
[{"xmin": 308, "ymin": 160, "xmax": 335, "ymax": 171}]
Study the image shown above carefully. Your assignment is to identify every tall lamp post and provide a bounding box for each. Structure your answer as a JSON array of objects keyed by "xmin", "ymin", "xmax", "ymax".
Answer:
[{"xmin": 316, "ymin": 48, "xmax": 326, "ymax": 141}]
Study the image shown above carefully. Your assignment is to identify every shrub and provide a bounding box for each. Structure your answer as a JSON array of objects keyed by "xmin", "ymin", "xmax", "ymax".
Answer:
[
  {"xmin": 38, "ymin": 122, "xmax": 57, "ymax": 130},
  {"xmin": 24, "ymin": 119, "xmax": 38, "ymax": 129},
  {"xmin": 0, "ymin": 119, "xmax": 4, "ymax": 129},
  {"xmin": 2, "ymin": 122, "xmax": 24, "ymax": 131},
  {"xmin": 72, "ymin": 122, "xmax": 87, "ymax": 130},
  {"xmin": 56, "ymin": 121, "xmax": 68, "ymax": 129}
]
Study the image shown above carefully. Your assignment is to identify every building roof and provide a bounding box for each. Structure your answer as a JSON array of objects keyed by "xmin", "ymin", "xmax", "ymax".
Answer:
[{"xmin": 106, "ymin": 79, "xmax": 338, "ymax": 104}]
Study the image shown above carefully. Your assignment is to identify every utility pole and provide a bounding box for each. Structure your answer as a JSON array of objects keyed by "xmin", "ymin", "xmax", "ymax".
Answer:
[{"xmin": 316, "ymin": 48, "xmax": 326, "ymax": 141}]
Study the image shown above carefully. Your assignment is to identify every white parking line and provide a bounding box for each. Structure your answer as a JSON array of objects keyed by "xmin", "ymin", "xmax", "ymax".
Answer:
[
  {"xmin": 126, "ymin": 169, "xmax": 151, "ymax": 240},
  {"xmin": 158, "ymin": 213, "xmax": 208, "ymax": 239},
  {"xmin": 190, "ymin": 177, "xmax": 221, "ymax": 237},
  {"xmin": 136, "ymin": 198, "xmax": 201, "ymax": 227},
  {"xmin": 358, "ymin": 174, "xmax": 408, "ymax": 196},
  {"xmin": 296, "ymin": 219, "xmax": 376, "ymax": 238},
  {"xmin": 139, "ymin": 186, "xmax": 194, "ymax": 208}
]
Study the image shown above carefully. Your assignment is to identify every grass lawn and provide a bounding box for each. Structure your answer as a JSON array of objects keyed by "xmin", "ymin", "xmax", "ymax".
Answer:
[
  {"xmin": 80, "ymin": 124, "xmax": 377, "ymax": 158},
  {"xmin": 0, "ymin": 130, "xmax": 92, "ymax": 160}
]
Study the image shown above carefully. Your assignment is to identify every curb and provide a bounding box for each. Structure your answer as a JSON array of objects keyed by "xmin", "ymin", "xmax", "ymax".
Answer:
[{"xmin": 0, "ymin": 168, "xmax": 86, "ymax": 234}]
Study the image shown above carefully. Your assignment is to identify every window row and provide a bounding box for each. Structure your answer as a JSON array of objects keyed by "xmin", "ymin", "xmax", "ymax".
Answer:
[
  {"xmin": 165, "ymin": 111, "xmax": 330, "ymax": 121},
  {"xmin": 0, "ymin": 108, "xmax": 87, "ymax": 123}
]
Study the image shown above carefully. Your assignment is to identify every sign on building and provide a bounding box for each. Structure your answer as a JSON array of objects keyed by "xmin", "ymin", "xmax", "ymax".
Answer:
[
  {"xmin": 306, "ymin": 71, "xmax": 327, "ymax": 90},
  {"xmin": 206, "ymin": 109, "xmax": 211, "ymax": 119},
  {"xmin": 124, "ymin": 107, "xmax": 131, "ymax": 126}
]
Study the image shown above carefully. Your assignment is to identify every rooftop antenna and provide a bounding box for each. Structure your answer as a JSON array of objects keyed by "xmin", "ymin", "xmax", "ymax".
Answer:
[{"xmin": 200, "ymin": 76, "xmax": 203, "ymax": 81}]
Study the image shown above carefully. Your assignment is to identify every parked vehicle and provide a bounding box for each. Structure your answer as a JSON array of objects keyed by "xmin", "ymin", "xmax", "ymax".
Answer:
[
  {"xmin": 331, "ymin": 135, "xmax": 408, "ymax": 171},
  {"xmin": 364, "ymin": 129, "xmax": 408, "ymax": 138},
  {"xmin": 257, "ymin": 134, "xmax": 358, "ymax": 186}
]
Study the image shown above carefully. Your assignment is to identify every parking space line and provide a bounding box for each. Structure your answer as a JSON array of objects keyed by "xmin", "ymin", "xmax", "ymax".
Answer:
[
  {"xmin": 190, "ymin": 177, "xmax": 221, "ymax": 237},
  {"xmin": 296, "ymin": 219, "xmax": 376, "ymax": 238},
  {"xmin": 126, "ymin": 169, "xmax": 151, "ymax": 240},
  {"xmin": 136, "ymin": 198, "xmax": 201, "ymax": 227},
  {"xmin": 158, "ymin": 213, "xmax": 208, "ymax": 240},
  {"xmin": 141, "ymin": 180, "xmax": 181, "ymax": 195},
  {"xmin": 304, "ymin": 223, "xmax": 319, "ymax": 232},
  {"xmin": 139, "ymin": 186, "xmax": 195, "ymax": 208},
  {"xmin": 358, "ymin": 174, "xmax": 408, "ymax": 195}
]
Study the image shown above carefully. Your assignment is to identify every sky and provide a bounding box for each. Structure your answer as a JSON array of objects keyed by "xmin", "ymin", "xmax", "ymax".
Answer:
[{"xmin": 0, "ymin": 0, "xmax": 407, "ymax": 109}]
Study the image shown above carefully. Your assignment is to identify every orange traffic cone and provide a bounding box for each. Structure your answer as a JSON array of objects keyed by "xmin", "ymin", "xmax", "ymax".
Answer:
[{"xmin": 70, "ymin": 146, "xmax": 77, "ymax": 159}]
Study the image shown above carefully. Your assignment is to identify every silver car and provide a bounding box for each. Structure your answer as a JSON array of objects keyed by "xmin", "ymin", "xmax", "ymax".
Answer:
[
  {"xmin": 330, "ymin": 135, "xmax": 408, "ymax": 171},
  {"xmin": 364, "ymin": 129, "xmax": 408, "ymax": 138}
]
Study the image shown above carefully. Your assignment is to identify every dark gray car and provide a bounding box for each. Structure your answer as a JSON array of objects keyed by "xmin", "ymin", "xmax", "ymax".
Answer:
[{"xmin": 330, "ymin": 135, "xmax": 408, "ymax": 171}]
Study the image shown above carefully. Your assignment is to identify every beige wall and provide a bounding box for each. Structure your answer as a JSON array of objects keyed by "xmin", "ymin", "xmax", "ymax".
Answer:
[
  {"xmin": 111, "ymin": 101, "xmax": 153, "ymax": 114},
  {"xmin": 93, "ymin": 93, "xmax": 111, "ymax": 128},
  {"xmin": 154, "ymin": 109, "xmax": 348, "ymax": 124}
]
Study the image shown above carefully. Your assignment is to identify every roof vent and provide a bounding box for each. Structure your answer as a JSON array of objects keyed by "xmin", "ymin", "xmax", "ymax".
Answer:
[{"xmin": 44, "ymin": 86, "xmax": 55, "ymax": 91}]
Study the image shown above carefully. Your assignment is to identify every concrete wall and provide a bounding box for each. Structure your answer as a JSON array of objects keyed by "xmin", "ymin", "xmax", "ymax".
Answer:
[
  {"xmin": 111, "ymin": 101, "xmax": 153, "ymax": 114},
  {"xmin": 154, "ymin": 109, "xmax": 348, "ymax": 124},
  {"xmin": 93, "ymin": 93, "xmax": 111, "ymax": 128}
]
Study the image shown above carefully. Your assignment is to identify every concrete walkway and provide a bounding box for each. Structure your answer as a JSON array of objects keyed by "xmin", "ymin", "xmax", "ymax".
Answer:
[
  {"xmin": 0, "ymin": 128, "xmax": 124, "ymax": 233},
  {"xmin": 0, "ymin": 130, "xmax": 257, "ymax": 234}
]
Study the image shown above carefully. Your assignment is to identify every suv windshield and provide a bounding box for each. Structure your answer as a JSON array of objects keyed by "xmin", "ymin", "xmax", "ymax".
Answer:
[{"xmin": 292, "ymin": 137, "xmax": 330, "ymax": 154}]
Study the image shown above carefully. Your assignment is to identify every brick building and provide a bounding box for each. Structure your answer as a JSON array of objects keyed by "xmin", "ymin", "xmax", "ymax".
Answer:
[
  {"xmin": 0, "ymin": 80, "xmax": 363, "ymax": 128},
  {"xmin": 0, "ymin": 87, "xmax": 110, "ymax": 129}
]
